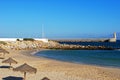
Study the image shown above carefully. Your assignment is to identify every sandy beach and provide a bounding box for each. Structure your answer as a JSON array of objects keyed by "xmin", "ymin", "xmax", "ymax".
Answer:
[{"xmin": 0, "ymin": 50, "xmax": 120, "ymax": 80}]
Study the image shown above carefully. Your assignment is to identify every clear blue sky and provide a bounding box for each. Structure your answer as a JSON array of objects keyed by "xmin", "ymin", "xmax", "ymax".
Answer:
[{"xmin": 0, "ymin": 0, "xmax": 120, "ymax": 39}]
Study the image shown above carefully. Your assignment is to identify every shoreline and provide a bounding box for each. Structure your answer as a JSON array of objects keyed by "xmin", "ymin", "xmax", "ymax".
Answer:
[
  {"xmin": 19, "ymin": 49, "xmax": 120, "ymax": 70},
  {"xmin": 32, "ymin": 49, "xmax": 120, "ymax": 69},
  {"xmin": 1, "ymin": 49, "xmax": 120, "ymax": 80}
]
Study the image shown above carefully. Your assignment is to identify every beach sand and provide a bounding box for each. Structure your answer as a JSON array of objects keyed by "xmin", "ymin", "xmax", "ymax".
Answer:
[{"xmin": 0, "ymin": 50, "xmax": 120, "ymax": 80}]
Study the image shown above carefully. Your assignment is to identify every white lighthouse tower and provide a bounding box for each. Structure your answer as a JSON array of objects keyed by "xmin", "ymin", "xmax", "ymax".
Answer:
[
  {"xmin": 109, "ymin": 32, "xmax": 117, "ymax": 42},
  {"xmin": 114, "ymin": 32, "xmax": 116, "ymax": 39}
]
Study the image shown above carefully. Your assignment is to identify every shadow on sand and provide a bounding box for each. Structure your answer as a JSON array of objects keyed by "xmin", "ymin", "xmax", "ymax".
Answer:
[
  {"xmin": 2, "ymin": 76, "xmax": 23, "ymax": 80},
  {"xmin": 0, "ymin": 66, "xmax": 10, "ymax": 69},
  {"xmin": 0, "ymin": 57, "xmax": 4, "ymax": 59}
]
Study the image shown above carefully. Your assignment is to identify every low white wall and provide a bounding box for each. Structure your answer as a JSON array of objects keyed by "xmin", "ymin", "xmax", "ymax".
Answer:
[
  {"xmin": 0, "ymin": 38, "xmax": 48, "ymax": 43},
  {"xmin": 34, "ymin": 38, "xmax": 48, "ymax": 43},
  {"xmin": 109, "ymin": 38, "xmax": 116, "ymax": 42},
  {"xmin": 0, "ymin": 38, "xmax": 23, "ymax": 41}
]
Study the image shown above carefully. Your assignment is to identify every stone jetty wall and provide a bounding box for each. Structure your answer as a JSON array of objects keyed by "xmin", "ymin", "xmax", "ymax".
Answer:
[
  {"xmin": 0, "ymin": 41, "xmax": 58, "ymax": 50},
  {"xmin": 0, "ymin": 41, "xmax": 113, "ymax": 50}
]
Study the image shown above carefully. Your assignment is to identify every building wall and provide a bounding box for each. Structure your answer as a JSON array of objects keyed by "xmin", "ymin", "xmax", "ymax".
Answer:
[
  {"xmin": 0, "ymin": 38, "xmax": 23, "ymax": 41},
  {"xmin": 0, "ymin": 38, "xmax": 48, "ymax": 43},
  {"xmin": 109, "ymin": 38, "xmax": 116, "ymax": 42},
  {"xmin": 34, "ymin": 38, "xmax": 48, "ymax": 43}
]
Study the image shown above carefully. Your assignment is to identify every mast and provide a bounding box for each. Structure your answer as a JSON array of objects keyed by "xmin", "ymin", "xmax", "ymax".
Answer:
[{"xmin": 42, "ymin": 24, "xmax": 45, "ymax": 38}]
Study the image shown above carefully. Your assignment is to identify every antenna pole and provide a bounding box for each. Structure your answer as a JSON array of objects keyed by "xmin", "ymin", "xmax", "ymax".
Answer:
[{"xmin": 42, "ymin": 24, "xmax": 44, "ymax": 38}]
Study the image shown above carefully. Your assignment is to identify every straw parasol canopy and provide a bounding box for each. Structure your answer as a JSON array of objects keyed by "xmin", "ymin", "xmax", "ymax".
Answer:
[
  {"xmin": 0, "ymin": 48, "xmax": 9, "ymax": 59},
  {"xmin": 41, "ymin": 77, "xmax": 50, "ymax": 80},
  {"xmin": 0, "ymin": 48, "xmax": 9, "ymax": 53},
  {"xmin": 13, "ymin": 63, "xmax": 37, "ymax": 80},
  {"xmin": 2, "ymin": 57, "xmax": 17, "ymax": 68}
]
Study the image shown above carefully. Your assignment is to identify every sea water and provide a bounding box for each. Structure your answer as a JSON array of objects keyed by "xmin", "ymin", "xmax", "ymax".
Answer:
[{"xmin": 35, "ymin": 50, "xmax": 120, "ymax": 68}]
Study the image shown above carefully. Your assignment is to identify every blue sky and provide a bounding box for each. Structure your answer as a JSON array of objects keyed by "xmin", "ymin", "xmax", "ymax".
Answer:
[{"xmin": 0, "ymin": 0, "xmax": 120, "ymax": 39}]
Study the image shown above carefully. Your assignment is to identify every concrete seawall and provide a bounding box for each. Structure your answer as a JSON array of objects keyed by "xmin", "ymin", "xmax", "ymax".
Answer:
[{"xmin": 52, "ymin": 38, "xmax": 116, "ymax": 42}]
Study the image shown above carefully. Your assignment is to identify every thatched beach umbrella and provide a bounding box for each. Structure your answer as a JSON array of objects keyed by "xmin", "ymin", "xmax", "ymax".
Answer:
[
  {"xmin": 41, "ymin": 77, "xmax": 50, "ymax": 80},
  {"xmin": 2, "ymin": 57, "xmax": 17, "ymax": 68},
  {"xmin": 0, "ymin": 48, "xmax": 9, "ymax": 58},
  {"xmin": 13, "ymin": 63, "xmax": 37, "ymax": 80}
]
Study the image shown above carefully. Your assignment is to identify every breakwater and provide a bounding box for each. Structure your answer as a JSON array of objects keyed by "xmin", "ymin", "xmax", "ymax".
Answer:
[
  {"xmin": 52, "ymin": 38, "xmax": 115, "ymax": 42},
  {"xmin": 47, "ymin": 43, "xmax": 113, "ymax": 50},
  {"xmin": 59, "ymin": 41, "xmax": 120, "ymax": 49},
  {"xmin": 0, "ymin": 40, "xmax": 113, "ymax": 50}
]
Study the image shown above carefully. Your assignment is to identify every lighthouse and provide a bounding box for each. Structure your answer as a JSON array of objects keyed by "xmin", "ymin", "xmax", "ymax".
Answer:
[
  {"xmin": 109, "ymin": 32, "xmax": 117, "ymax": 42},
  {"xmin": 114, "ymin": 32, "xmax": 116, "ymax": 39}
]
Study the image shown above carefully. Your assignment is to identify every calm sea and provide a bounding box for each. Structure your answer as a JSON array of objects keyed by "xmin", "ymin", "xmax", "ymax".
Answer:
[
  {"xmin": 35, "ymin": 50, "xmax": 120, "ymax": 68},
  {"xmin": 35, "ymin": 41, "xmax": 120, "ymax": 68}
]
